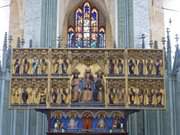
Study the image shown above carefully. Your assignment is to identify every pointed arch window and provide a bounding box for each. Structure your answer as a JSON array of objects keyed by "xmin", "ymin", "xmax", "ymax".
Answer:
[{"xmin": 68, "ymin": 2, "xmax": 105, "ymax": 48}]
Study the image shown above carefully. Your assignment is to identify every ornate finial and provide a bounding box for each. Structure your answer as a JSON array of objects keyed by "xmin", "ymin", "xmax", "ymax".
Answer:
[
  {"xmin": 141, "ymin": 34, "xmax": 146, "ymax": 49},
  {"xmin": 29, "ymin": 39, "xmax": 33, "ymax": 48},
  {"xmin": 149, "ymin": 40, "xmax": 153, "ymax": 49},
  {"xmin": 169, "ymin": 18, "xmax": 172, "ymax": 26},
  {"xmin": 161, "ymin": 37, "xmax": 166, "ymax": 49},
  {"xmin": 16, "ymin": 37, "xmax": 21, "ymax": 48},
  {"xmin": 175, "ymin": 34, "xmax": 179, "ymax": 49},
  {"xmin": 8, "ymin": 35, "xmax": 13, "ymax": 48},
  {"xmin": 166, "ymin": 28, "xmax": 171, "ymax": 50},
  {"xmin": 3, "ymin": 32, "xmax": 8, "ymax": 50},
  {"xmin": 21, "ymin": 37, "xmax": 25, "ymax": 48}
]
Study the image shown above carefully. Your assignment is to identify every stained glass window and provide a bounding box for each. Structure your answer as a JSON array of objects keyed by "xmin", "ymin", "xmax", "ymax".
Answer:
[{"xmin": 68, "ymin": 2, "xmax": 105, "ymax": 48}]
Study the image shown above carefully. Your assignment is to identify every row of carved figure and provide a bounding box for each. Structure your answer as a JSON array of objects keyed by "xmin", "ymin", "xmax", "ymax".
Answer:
[
  {"xmin": 50, "ymin": 112, "xmax": 127, "ymax": 132},
  {"xmin": 13, "ymin": 58, "xmax": 70, "ymax": 75},
  {"xmin": 11, "ymin": 85, "xmax": 47, "ymax": 105},
  {"xmin": 128, "ymin": 87, "xmax": 165, "ymax": 106},
  {"xmin": 11, "ymin": 86, "xmax": 164, "ymax": 107},
  {"xmin": 13, "ymin": 58, "xmax": 49, "ymax": 75},
  {"xmin": 108, "ymin": 58, "xmax": 164, "ymax": 76},
  {"xmin": 12, "ymin": 57, "xmax": 163, "ymax": 77}
]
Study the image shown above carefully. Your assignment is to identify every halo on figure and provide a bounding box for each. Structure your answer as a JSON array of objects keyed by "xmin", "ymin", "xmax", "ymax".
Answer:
[
  {"xmin": 85, "ymin": 67, "xmax": 91, "ymax": 73},
  {"xmin": 72, "ymin": 69, "xmax": 80, "ymax": 74},
  {"xmin": 95, "ymin": 69, "xmax": 104, "ymax": 75},
  {"xmin": 82, "ymin": 111, "xmax": 94, "ymax": 118},
  {"xmin": 67, "ymin": 111, "xmax": 79, "ymax": 118},
  {"xmin": 95, "ymin": 111, "xmax": 107, "ymax": 118}
]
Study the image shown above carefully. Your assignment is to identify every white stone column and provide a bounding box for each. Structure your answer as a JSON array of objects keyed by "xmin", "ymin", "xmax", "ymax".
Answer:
[
  {"xmin": 0, "ymin": 80, "xmax": 5, "ymax": 135},
  {"xmin": 115, "ymin": 0, "xmax": 119, "ymax": 48},
  {"xmin": 56, "ymin": 0, "xmax": 60, "ymax": 48}
]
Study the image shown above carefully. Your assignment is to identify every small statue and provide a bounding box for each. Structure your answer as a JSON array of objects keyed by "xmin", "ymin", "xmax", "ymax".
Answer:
[
  {"xmin": 138, "ymin": 60, "xmax": 144, "ymax": 75},
  {"xmin": 21, "ymin": 87, "xmax": 29, "ymax": 104},
  {"xmin": 68, "ymin": 114, "xmax": 78, "ymax": 129},
  {"xmin": 38, "ymin": 87, "xmax": 46, "ymax": 104},
  {"xmin": 109, "ymin": 59, "xmax": 115, "ymax": 75},
  {"xmin": 114, "ymin": 60, "xmax": 119, "ymax": 75},
  {"xmin": 71, "ymin": 70, "xmax": 81, "ymax": 102},
  {"xmin": 146, "ymin": 59, "xmax": 153, "ymax": 75},
  {"xmin": 53, "ymin": 58, "xmax": 59, "ymax": 74},
  {"xmin": 62, "ymin": 88, "xmax": 70, "ymax": 104},
  {"xmin": 157, "ymin": 88, "xmax": 164, "ymax": 106},
  {"xmin": 81, "ymin": 68, "xmax": 94, "ymax": 102},
  {"xmin": 61, "ymin": 58, "xmax": 69, "ymax": 75},
  {"xmin": 112, "ymin": 115, "xmax": 120, "ymax": 129},
  {"xmin": 32, "ymin": 57, "xmax": 39, "ymax": 75},
  {"xmin": 138, "ymin": 89, "xmax": 144, "ymax": 105},
  {"xmin": 23, "ymin": 58, "xmax": 30, "ymax": 75},
  {"xmin": 54, "ymin": 120, "xmax": 63, "ymax": 131},
  {"xmin": 143, "ymin": 89, "xmax": 149, "ymax": 106},
  {"xmin": 57, "ymin": 89, "xmax": 62, "ymax": 104},
  {"xmin": 134, "ymin": 88, "xmax": 140, "ymax": 105},
  {"xmin": 118, "ymin": 59, "xmax": 124, "ymax": 75},
  {"xmin": 128, "ymin": 59, "xmax": 135, "ymax": 75},
  {"xmin": 51, "ymin": 88, "xmax": 58, "ymax": 104},
  {"xmin": 97, "ymin": 114, "xmax": 106, "ymax": 129},
  {"xmin": 94, "ymin": 71, "xmax": 104, "ymax": 102},
  {"xmin": 152, "ymin": 89, "xmax": 158, "ymax": 106},
  {"xmin": 40, "ymin": 58, "xmax": 48, "ymax": 74},
  {"xmin": 155, "ymin": 59, "xmax": 161, "ymax": 76},
  {"xmin": 14, "ymin": 59, "xmax": 21, "ymax": 75},
  {"xmin": 128, "ymin": 87, "xmax": 135, "ymax": 105},
  {"xmin": 11, "ymin": 86, "xmax": 21, "ymax": 104}
]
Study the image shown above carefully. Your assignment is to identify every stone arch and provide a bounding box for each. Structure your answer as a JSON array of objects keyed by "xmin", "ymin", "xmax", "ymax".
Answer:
[{"xmin": 59, "ymin": 0, "xmax": 113, "ymax": 48}]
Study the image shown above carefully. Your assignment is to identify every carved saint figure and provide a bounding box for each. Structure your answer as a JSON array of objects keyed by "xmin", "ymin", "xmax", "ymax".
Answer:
[
  {"xmin": 109, "ymin": 59, "xmax": 115, "ymax": 75},
  {"xmin": 53, "ymin": 58, "xmax": 59, "ymax": 74},
  {"xmin": 72, "ymin": 70, "xmax": 81, "ymax": 102},
  {"xmin": 97, "ymin": 114, "xmax": 106, "ymax": 129},
  {"xmin": 128, "ymin": 87, "xmax": 135, "ymax": 105},
  {"xmin": 62, "ymin": 88, "xmax": 70, "ymax": 104},
  {"xmin": 23, "ymin": 58, "xmax": 30, "ymax": 75},
  {"xmin": 38, "ymin": 87, "xmax": 46, "ymax": 104},
  {"xmin": 11, "ymin": 86, "xmax": 21, "ymax": 104},
  {"xmin": 51, "ymin": 88, "xmax": 58, "ymax": 104},
  {"xmin": 14, "ymin": 59, "xmax": 21, "ymax": 75},
  {"xmin": 40, "ymin": 58, "xmax": 48, "ymax": 74},
  {"xmin": 118, "ymin": 59, "xmax": 124, "ymax": 75},
  {"xmin": 94, "ymin": 71, "xmax": 104, "ymax": 102},
  {"xmin": 61, "ymin": 58, "xmax": 69, "ymax": 75},
  {"xmin": 54, "ymin": 120, "xmax": 63, "ymax": 131},
  {"xmin": 21, "ymin": 87, "xmax": 28, "ymax": 104},
  {"xmin": 128, "ymin": 59, "xmax": 135, "ymax": 75},
  {"xmin": 112, "ymin": 115, "xmax": 121, "ymax": 129},
  {"xmin": 143, "ymin": 89, "xmax": 149, "ymax": 106},
  {"xmin": 157, "ymin": 88, "xmax": 164, "ymax": 106},
  {"xmin": 155, "ymin": 59, "xmax": 161, "ymax": 76},
  {"xmin": 138, "ymin": 60, "xmax": 144, "ymax": 75},
  {"xmin": 68, "ymin": 114, "xmax": 78, "ymax": 129},
  {"xmin": 82, "ymin": 68, "xmax": 94, "ymax": 102},
  {"xmin": 32, "ymin": 57, "xmax": 39, "ymax": 75},
  {"xmin": 146, "ymin": 59, "xmax": 153, "ymax": 75},
  {"xmin": 109, "ymin": 88, "xmax": 124, "ymax": 105}
]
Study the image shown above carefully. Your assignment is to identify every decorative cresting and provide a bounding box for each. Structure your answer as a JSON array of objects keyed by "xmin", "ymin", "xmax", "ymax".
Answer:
[{"xmin": 10, "ymin": 48, "xmax": 165, "ymax": 109}]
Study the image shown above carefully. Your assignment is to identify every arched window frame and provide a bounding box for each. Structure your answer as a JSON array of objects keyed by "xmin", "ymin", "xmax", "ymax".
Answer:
[{"xmin": 68, "ymin": 1, "xmax": 105, "ymax": 48}]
